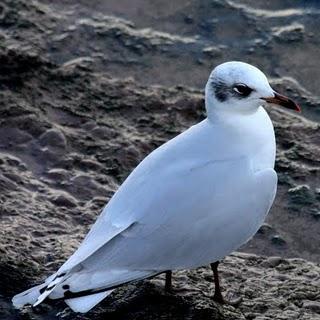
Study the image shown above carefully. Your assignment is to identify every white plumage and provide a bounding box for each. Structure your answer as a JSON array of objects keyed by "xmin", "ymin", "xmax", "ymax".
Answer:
[{"xmin": 13, "ymin": 61, "xmax": 294, "ymax": 313}]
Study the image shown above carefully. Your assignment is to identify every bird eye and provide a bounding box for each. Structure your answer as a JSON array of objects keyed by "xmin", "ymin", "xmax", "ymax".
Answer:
[{"xmin": 233, "ymin": 84, "xmax": 253, "ymax": 97}]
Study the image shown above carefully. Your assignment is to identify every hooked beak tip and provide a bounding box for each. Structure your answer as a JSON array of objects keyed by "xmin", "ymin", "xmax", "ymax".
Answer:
[{"xmin": 262, "ymin": 91, "xmax": 301, "ymax": 112}]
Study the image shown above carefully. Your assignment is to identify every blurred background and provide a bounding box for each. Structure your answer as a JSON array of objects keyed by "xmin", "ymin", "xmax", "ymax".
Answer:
[
  {"xmin": 0, "ymin": 0, "xmax": 320, "ymax": 318},
  {"xmin": 37, "ymin": 0, "xmax": 320, "ymax": 110}
]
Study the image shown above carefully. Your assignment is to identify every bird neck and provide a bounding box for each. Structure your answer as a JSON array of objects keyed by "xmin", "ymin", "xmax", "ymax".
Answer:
[
  {"xmin": 207, "ymin": 106, "xmax": 275, "ymax": 166},
  {"xmin": 226, "ymin": 107, "xmax": 272, "ymax": 136}
]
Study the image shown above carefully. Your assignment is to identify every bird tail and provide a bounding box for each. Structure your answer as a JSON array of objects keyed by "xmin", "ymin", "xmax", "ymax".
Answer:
[
  {"xmin": 12, "ymin": 282, "xmax": 113, "ymax": 313},
  {"xmin": 12, "ymin": 271, "xmax": 67, "ymax": 309},
  {"xmin": 12, "ymin": 283, "xmax": 48, "ymax": 308},
  {"xmin": 12, "ymin": 269, "xmax": 159, "ymax": 313},
  {"xmin": 65, "ymin": 290, "xmax": 113, "ymax": 313},
  {"xmin": 61, "ymin": 268, "xmax": 160, "ymax": 312}
]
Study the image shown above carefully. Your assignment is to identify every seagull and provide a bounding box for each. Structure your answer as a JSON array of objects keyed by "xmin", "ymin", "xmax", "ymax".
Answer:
[{"xmin": 12, "ymin": 61, "xmax": 300, "ymax": 313}]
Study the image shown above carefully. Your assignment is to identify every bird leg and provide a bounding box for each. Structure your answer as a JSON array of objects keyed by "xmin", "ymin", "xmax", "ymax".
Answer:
[
  {"xmin": 210, "ymin": 261, "xmax": 225, "ymax": 304},
  {"xmin": 165, "ymin": 270, "xmax": 172, "ymax": 292}
]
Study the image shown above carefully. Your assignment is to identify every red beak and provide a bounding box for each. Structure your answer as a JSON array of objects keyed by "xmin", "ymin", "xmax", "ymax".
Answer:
[{"xmin": 262, "ymin": 91, "xmax": 301, "ymax": 112}]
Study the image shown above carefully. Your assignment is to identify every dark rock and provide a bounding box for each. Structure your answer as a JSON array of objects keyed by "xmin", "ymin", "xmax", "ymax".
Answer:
[
  {"xmin": 39, "ymin": 129, "xmax": 67, "ymax": 149},
  {"xmin": 303, "ymin": 300, "xmax": 320, "ymax": 313},
  {"xmin": 261, "ymin": 256, "xmax": 283, "ymax": 268},
  {"xmin": 49, "ymin": 192, "xmax": 77, "ymax": 208},
  {"xmin": 288, "ymin": 185, "xmax": 314, "ymax": 206},
  {"xmin": 271, "ymin": 235, "xmax": 287, "ymax": 246},
  {"xmin": 202, "ymin": 46, "xmax": 222, "ymax": 58},
  {"xmin": 257, "ymin": 223, "xmax": 273, "ymax": 235},
  {"xmin": 310, "ymin": 211, "xmax": 320, "ymax": 220},
  {"xmin": 273, "ymin": 23, "xmax": 305, "ymax": 42},
  {"xmin": 46, "ymin": 168, "xmax": 70, "ymax": 181}
]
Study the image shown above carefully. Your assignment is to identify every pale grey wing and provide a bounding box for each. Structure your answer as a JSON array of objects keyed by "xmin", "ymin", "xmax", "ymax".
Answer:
[
  {"xmin": 55, "ymin": 120, "xmax": 215, "ymax": 274},
  {"xmin": 253, "ymin": 168, "xmax": 277, "ymax": 220},
  {"xmin": 76, "ymin": 161, "xmax": 277, "ymax": 272},
  {"xmin": 55, "ymin": 123, "xmax": 206, "ymax": 273},
  {"xmin": 37, "ymin": 155, "xmax": 238, "ymax": 300},
  {"xmin": 47, "ymin": 156, "xmax": 274, "ymax": 296},
  {"xmin": 35, "ymin": 160, "xmax": 276, "ymax": 304}
]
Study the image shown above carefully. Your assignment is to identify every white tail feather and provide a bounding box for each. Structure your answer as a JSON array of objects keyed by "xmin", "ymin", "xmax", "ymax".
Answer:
[
  {"xmin": 13, "ymin": 269, "xmax": 158, "ymax": 312},
  {"xmin": 65, "ymin": 290, "xmax": 113, "ymax": 313},
  {"xmin": 12, "ymin": 283, "xmax": 47, "ymax": 308},
  {"xmin": 33, "ymin": 274, "xmax": 68, "ymax": 307}
]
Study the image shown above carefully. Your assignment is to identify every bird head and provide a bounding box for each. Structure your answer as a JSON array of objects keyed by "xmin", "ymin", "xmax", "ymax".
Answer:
[{"xmin": 205, "ymin": 61, "xmax": 300, "ymax": 120}]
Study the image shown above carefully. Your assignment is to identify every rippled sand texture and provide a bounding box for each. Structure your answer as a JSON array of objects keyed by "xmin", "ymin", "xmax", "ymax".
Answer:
[{"xmin": 0, "ymin": 0, "xmax": 320, "ymax": 319}]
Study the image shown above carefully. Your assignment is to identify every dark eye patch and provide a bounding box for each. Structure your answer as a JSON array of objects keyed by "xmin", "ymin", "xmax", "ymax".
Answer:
[
  {"xmin": 211, "ymin": 79, "xmax": 254, "ymax": 102},
  {"xmin": 211, "ymin": 80, "xmax": 229, "ymax": 102},
  {"xmin": 233, "ymin": 83, "xmax": 253, "ymax": 97}
]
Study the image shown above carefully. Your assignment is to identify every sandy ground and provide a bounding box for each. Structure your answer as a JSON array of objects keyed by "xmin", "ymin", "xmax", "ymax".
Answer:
[{"xmin": 0, "ymin": 0, "xmax": 319, "ymax": 319}]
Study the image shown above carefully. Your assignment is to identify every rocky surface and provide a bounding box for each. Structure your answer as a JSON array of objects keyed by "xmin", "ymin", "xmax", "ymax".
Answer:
[
  {"xmin": 0, "ymin": 0, "xmax": 320, "ymax": 319},
  {"xmin": 3, "ymin": 252, "xmax": 320, "ymax": 320}
]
